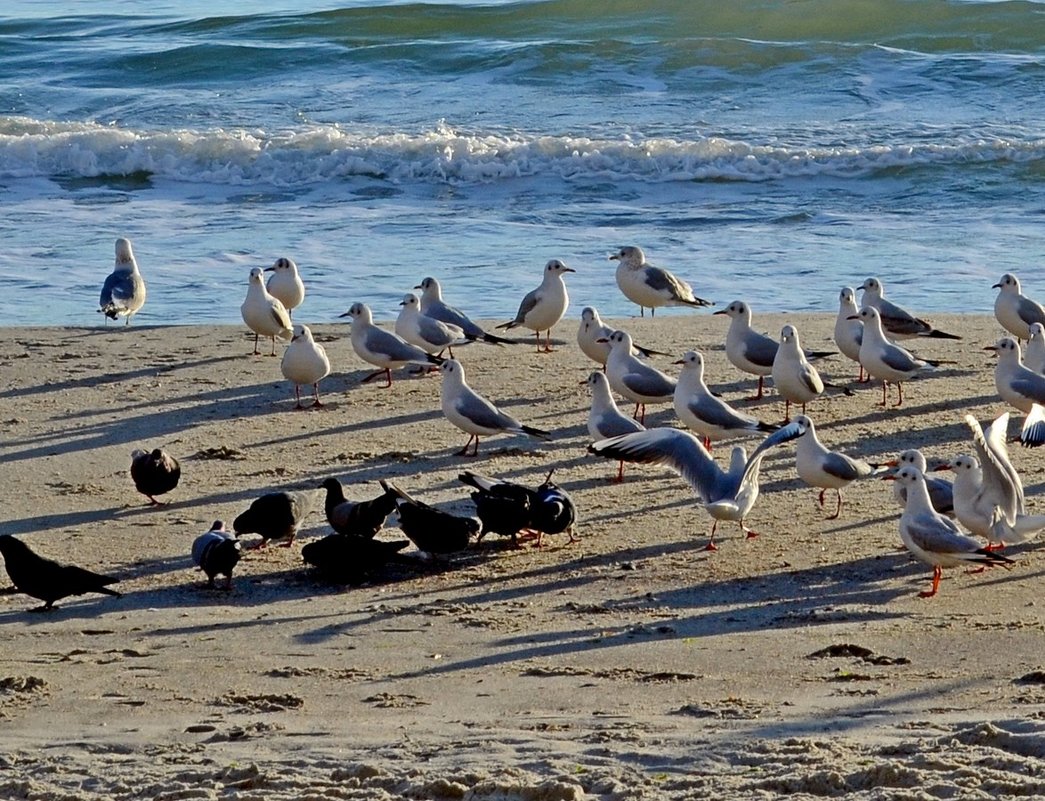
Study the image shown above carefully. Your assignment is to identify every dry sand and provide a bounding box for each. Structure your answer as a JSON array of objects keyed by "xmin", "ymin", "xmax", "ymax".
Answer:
[{"xmin": 1, "ymin": 313, "xmax": 1043, "ymax": 800}]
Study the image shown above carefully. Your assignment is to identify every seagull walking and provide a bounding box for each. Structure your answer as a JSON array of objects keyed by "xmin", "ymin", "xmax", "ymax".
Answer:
[
  {"xmin": 859, "ymin": 277, "xmax": 960, "ymax": 340},
  {"xmin": 340, "ymin": 302, "xmax": 441, "ymax": 387},
  {"xmin": 602, "ymin": 330, "xmax": 677, "ymax": 424},
  {"xmin": 415, "ymin": 277, "xmax": 515, "ymax": 345},
  {"xmin": 586, "ymin": 371, "xmax": 645, "ymax": 481},
  {"xmin": 790, "ymin": 414, "xmax": 881, "ymax": 519},
  {"xmin": 264, "ymin": 257, "xmax": 305, "ymax": 316},
  {"xmin": 609, "ymin": 245, "xmax": 712, "ymax": 317},
  {"xmin": 281, "ymin": 323, "xmax": 331, "ymax": 409},
  {"xmin": 241, "ymin": 266, "xmax": 293, "ymax": 356},
  {"xmin": 495, "ymin": 259, "xmax": 574, "ymax": 352},
  {"xmin": 993, "ymin": 273, "xmax": 1045, "ymax": 341},
  {"xmin": 98, "ymin": 238, "xmax": 146, "ymax": 325},
  {"xmin": 772, "ymin": 325, "xmax": 825, "ymax": 420},
  {"xmin": 395, "ymin": 293, "xmax": 467, "ymax": 357}
]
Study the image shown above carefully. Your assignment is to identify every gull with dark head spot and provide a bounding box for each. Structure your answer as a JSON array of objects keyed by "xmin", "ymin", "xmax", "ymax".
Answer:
[
  {"xmin": 1025, "ymin": 323, "xmax": 1045, "ymax": 374},
  {"xmin": 339, "ymin": 302, "xmax": 441, "ymax": 387},
  {"xmin": 241, "ymin": 266, "xmax": 293, "ymax": 356},
  {"xmin": 99, "ymin": 237, "xmax": 146, "ymax": 325},
  {"xmin": 887, "ymin": 450, "xmax": 954, "ymax": 516},
  {"xmin": 859, "ymin": 277, "xmax": 960, "ymax": 340},
  {"xmin": 984, "ymin": 336, "xmax": 1045, "ymax": 446},
  {"xmin": 396, "ymin": 292, "xmax": 467, "ymax": 357},
  {"xmin": 834, "ymin": 287, "xmax": 865, "ymax": 381},
  {"xmin": 585, "ymin": 370, "xmax": 644, "ymax": 481},
  {"xmin": 610, "ymin": 245, "xmax": 712, "ymax": 317},
  {"xmin": 415, "ymin": 276, "xmax": 515, "ymax": 345},
  {"xmin": 851, "ymin": 306, "xmax": 940, "ymax": 406},
  {"xmin": 772, "ymin": 324, "xmax": 824, "ymax": 420},
  {"xmin": 264, "ymin": 257, "xmax": 305, "ymax": 316},
  {"xmin": 495, "ymin": 259, "xmax": 574, "ymax": 352},
  {"xmin": 993, "ymin": 273, "xmax": 1045, "ymax": 341},
  {"xmin": 789, "ymin": 414, "xmax": 883, "ymax": 519},
  {"xmin": 576, "ymin": 306, "xmax": 668, "ymax": 369},
  {"xmin": 601, "ymin": 329, "xmax": 677, "ymax": 424},
  {"xmin": 281, "ymin": 323, "xmax": 330, "ymax": 409}
]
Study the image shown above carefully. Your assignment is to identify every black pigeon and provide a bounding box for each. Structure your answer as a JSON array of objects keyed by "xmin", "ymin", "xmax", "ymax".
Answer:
[
  {"xmin": 529, "ymin": 470, "xmax": 578, "ymax": 546},
  {"xmin": 0, "ymin": 535, "xmax": 121, "ymax": 612},
  {"xmin": 130, "ymin": 447, "xmax": 181, "ymax": 505},
  {"xmin": 389, "ymin": 481, "xmax": 480, "ymax": 556},
  {"xmin": 233, "ymin": 490, "xmax": 312, "ymax": 548},
  {"xmin": 320, "ymin": 477, "xmax": 400, "ymax": 538},
  {"xmin": 458, "ymin": 470, "xmax": 537, "ymax": 547},
  {"xmin": 301, "ymin": 533, "xmax": 409, "ymax": 584},
  {"xmin": 191, "ymin": 521, "xmax": 241, "ymax": 590}
]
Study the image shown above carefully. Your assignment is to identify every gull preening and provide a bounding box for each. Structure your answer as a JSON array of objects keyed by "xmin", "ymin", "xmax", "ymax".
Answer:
[
  {"xmin": 834, "ymin": 287, "xmax": 864, "ymax": 381},
  {"xmin": 585, "ymin": 371, "xmax": 644, "ymax": 481},
  {"xmin": 415, "ymin": 276, "xmax": 515, "ymax": 345},
  {"xmin": 241, "ymin": 266, "xmax": 293, "ymax": 356},
  {"xmin": 772, "ymin": 325, "xmax": 825, "ymax": 420},
  {"xmin": 496, "ymin": 259, "xmax": 574, "ymax": 352},
  {"xmin": 264, "ymin": 257, "xmax": 305, "ymax": 316},
  {"xmin": 281, "ymin": 323, "xmax": 331, "ymax": 409},
  {"xmin": 609, "ymin": 245, "xmax": 712, "ymax": 317},
  {"xmin": 439, "ymin": 359, "xmax": 551, "ymax": 456},
  {"xmin": 789, "ymin": 414, "xmax": 881, "ymax": 519},
  {"xmin": 993, "ymin": 273, "xmax": 1045, "ymax": 341},
  {"xmin": 340, "ymin": 301, "xmax": 441, "ymax": 387},
  {"xmin": 99, "ymin": 237, "xmax": 146, "ymax": 325},
  {"xmin": 396, "ymin": 292, "xmax": 467, "ymax": 357},
  {"xmin": 576, "ymin": 306, "xmax": 667, "ymax": 369},
  {"xmin": 859, "ymin": 277, "xmax": 960, "ymax": 340},
  {"xmin": 851, "ymin": 306, "xmax": 939, "ymax": 406},
  {"xmin": 601, "ymin": 329, "xmax": 677, "ymax": 424}
]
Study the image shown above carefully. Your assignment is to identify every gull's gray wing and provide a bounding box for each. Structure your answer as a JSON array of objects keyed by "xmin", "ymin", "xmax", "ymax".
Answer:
[
  {"xmin": 510, "ymin": 288, "xmax": 541, "ymax": 325},
  {"xmin": 418, "ymin": 315, "xmax": 460, "ymax": 347},
  {"xmin": 589, "ymin": 428, "xmax": 722, "ymax": 502},
  {"xmin": 1016, "ymin": 295, "xmax": 1045, "ymax": 328},
  {"xmin": 428, "ymin": 300, "xmax": 482, "ymax": 338},
  {"xmin": 1009, "ymin": 373, "xmax": 1045, "ymax": 405},
  {"xmin": 595, "ymin": 411, "xmax": 645, "ymax": 438},
  {"xmin": 739, "ymin": 420, "xmax": 804, "ymax": 489},
  {"xmin": 822, "ymin": 452, "xmax": 869, "ymax": 482},
  {"xmin": 271, "ymin": 303, "xmax": 292, "ymax": 331},
  {"xmin": 741, "ymin": 331, "xmax": 779, "ymax": 369},
  {"xmin": 620, "ymin": 366, "xmax": 675, "ymax": 398},
  {"xmin": 876, "ymin": 297, "xmax": 930, "ymax": 336},
  {"xmin": 799, "ymin": 364, "xmax": 824, "ymax": 394},
  {"xmin": 687, "ymin": 394, "xmax": 758, "ymax": 431},
  {"xmin": 905, "ymin": 510, "xmax": 975, "ymax": 553},
  {"xmin": 366, "ymin": 326, "xmax": 429, "ymax": 362},
  {"xmin": 643, "ymin": 266, "xmax": 690, "ymax": 300},
  {"xmin": 456, "ymin": 388, "xmax": 517, "ymax": 431},
  {"xmin": 880, "ymin": 343, "xmax": 923, "ymax": 373}
]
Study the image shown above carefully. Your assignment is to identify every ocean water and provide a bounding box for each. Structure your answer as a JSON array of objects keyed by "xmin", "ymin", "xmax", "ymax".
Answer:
[{"xmin": 1, "ymin": 0, "xmax": 1043, "ymax": 327}]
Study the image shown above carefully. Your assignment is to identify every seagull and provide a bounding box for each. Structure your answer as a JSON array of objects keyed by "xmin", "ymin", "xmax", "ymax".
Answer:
[
  {"xmin": 320, "ymin": 477, "xmax": 401, "ymax": 538},
  {"xmin": 851, "ymin": 306, "xmax": 939, "ymax": 406},
  {"xmin": 576, "ymin": 306, "xmax": 668, "ymax": 368},
  {"xmin": 241, "ymin": 266, "xmax": 293, "ymax": 356},
  {"xmin": 834, "ymin": 287, "xmax": 865, "ymax": 382},
  {"xmin": 585, "ymin": 371, "xmax": 645, "ymax": 481},
  {"xmin": 984, "ymin": 336, "xmax": 1045, "ymax": 446},
  {"xmin": 414, "ymin": 277, "xmax": 515, "ymax": 345},
  {"xmin": 495, "ymin": 259, "xmax": 574, "ymax": 352},
  {"xmin": 789, "ymin": 414, "xmax": 882, "ymax": 519},
  {"xmin": 772, "ymin": 325, "xmax": 825, "ymax": 420},
  {"xmin": 98, "ymin": 237, "xmax": 146, "ymax": 325},
  {"xmin": 1025, "ymin": 323, "xmax": 1045, "ymax": 374},
  {"xmin": 191, "ymin": 521, "xmax": 241, "ymax": 591},
  {"xmin": 589, "ymin": 423, "xmax": 802, "ymax": 550},
  {"xmin": 887, "ymin": 450, "xmax": 954, "ymax": 516},
  {"xmin": 439, "ymin": 359, "xmax": 551, "ymax": 456},
  {"xmin": 609, "ymin": 245, "xmax": 712, "ymax": 317},
  {"xmin": 601, "ymin": 330, "xmax": 677, "ymax": 424},
  {"xmin": 714, "ymin": 300, "xmax": 834, "ymax": 400},
  {"xmin": 672, "ymin": 350, "xmax": 777, "ymax": 450},
  {"xmin": 233, "ymin": 490, "xmax": 313, "ymax": 549},
  {"xmin": 395, "ymin": 292, "xmax": 467, "ymax": 357},
  {"xmin": 281, "ymin": 323, "xmax": 331, "ymax": 409},
  {"xmin": 891, "ymin": 466, "xmax": 1012, "ymax": 598},
  {"xmin": 339, "ymin": 301, "xmax": 441, "ymax": 387},
  {"xmin": 993, "ymin": 273, "xmax": 1045, "ymax": 341},
  {"xmin": 130, "ymin": 447, "xmax": 181, "ymax": 505},
  {"xmin": 0, "ymin": 535, "xmax": 121, "ymax": 612},
  {"xmin": 858, "ymin": 277, "xmax": 960, "ymax": 340},
  {"xmin": 264, "ymin": 257, "xmax": 305, "ymax": 316}
]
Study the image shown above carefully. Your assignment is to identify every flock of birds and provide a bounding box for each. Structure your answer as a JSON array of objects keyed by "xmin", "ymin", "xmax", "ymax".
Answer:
[{"xmin": 2, "ymin": 241, "xmax": 1045, "ymax": 610}]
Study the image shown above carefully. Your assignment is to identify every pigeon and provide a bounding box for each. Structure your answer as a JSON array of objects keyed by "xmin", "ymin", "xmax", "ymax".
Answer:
[
  {"xmin": 993, "ymin": 273, "xmax": 1045, "ymax": 341},
  {"xmin": 858, "ymin": 277, "xmax": 960, "ymax": 340},
  {"xmin": 609, "ymin": 245, "xmax": 712, "ymax": 317},
  {"xmin": 281, "ymin": 323, "xmax": 331, "ymax": 409},
  {"xmin": 790, "ymin": 414, "xmax": 883, "ymax": 519},
  {"xmin": 339, "ymin": 301, "xmax": 441, "ymax": 387},
  {"xmin": 389, "ymin": 483, "xmax": 480, "ymax": 555},
  {"xmin": 130, "ymin": 447, "xmax": 181, "ymax": 505},
  {"xmin": 241, "ymin": 266, "xmax": 293, "ymax": 356},
  {"xmin": 395, "ymin": 292, "xmax": 468, "ymax": 357},
  {"xmin": 415, "ymin": 276, "xmax": 515, "ymax": 345},
  {"xmin": 264, "ymin": 257, "xmax": 305, "ymax": 316},
  {"xmin": 98, "ymin": 237, "xmax": 146, "ymax": 325},
  {"xmin": 576, "ymin": 306, "xmax": 668, "ymax": 368},
  {"xmin": 301, "ymin": 533, "xmax": 409, "ymax": 584},
  {"xmin": 0, "ymin": 535, "xmax": 121, "ymax": 612},
  {"xmin": 191, "ymin": 521, "xmax": 241, "ymax": 590},
  {"xmin": 495, "ymin": 259, "xmax": 574, "ymax": 353},
  {"xmin": 528, "ymin": 470, "xmax": 578, "ymax": 547},
  {"xmin": 458, "ymin": 470, "xmax": 535, "ymax": 546},
  {"xmin": 320, "ymin": 477, "xmax": 401, "ymax": 539},
  {"xmin": 233, "ymin": 490, "xmax": 313, "ymax": 548}
]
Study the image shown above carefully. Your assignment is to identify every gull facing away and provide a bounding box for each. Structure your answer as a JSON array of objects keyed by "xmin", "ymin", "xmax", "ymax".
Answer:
[
  {"xmin": 585, "ymin": 371, "xmax": 644, "ymax": 482},
  {"xmin": 339, "ymin": 302, "xmax": 441, "ymax": 388},
  {"xmin": 414, "ymin": 277, "xmax": 515, "ymax": 345},
  {"xmin": 887, "ymin": 450, "xmax": 954, "ymax": 517},
  {"xmin": 496, "ymin": 259, "xmax": 574, "ymax": 352},
  {"xmin": 993, "ymin": 273, "xmax": 1045, "ymax": 341},
  {"xmin": 1025, "ymin": 323, "xmax": 1045, "ymax": 374},
  {"xmin": 609, "ymin": 245, "xmax": 712, "ymax": 317},
  {"xmin": 891, "ymin": 466, "xmax": 1012, "ymax": 598},
  {"xmin": 241, "ymin": 266, "xmax": 293, "ymax": 356},
  {"xmin": 834, "ymin": 287, "xmax": 865, "ymax": 382},
  {"xmin": 99, "ymin": 237, "xmax": 146, "ymax": 325},
  {"xmin": 772, "ymin": 324, "xmax": 824, "ymax": 420},
  {"xmin": 396, "ymin": 293, "xmax": 468, "ymax": 357},
  {"xmin": 672, "ymin": 350, "xmax": 777, "ymax": 450},
  {"xmin": 589, "ymin": 423, "xmax": 802, "ymax": 550},
  {"xmin": 850, "ymin": 306, "xmax": 940, "ymax": 407},
  {"xmin": 789, "ymin": 414, "xmax": 882, "ymax": 519},
  {"xmin": 602, "ymin": 330, "xmax": 677, "ymax": 424},
  {"xmin": 858, "ymin": 277, "xmax": 960, "ymax": 340},
  {"xmin": 281, "ymin": 323, "xmax": 331, "ymax": 409},
  {"xmin": 264, "ymin": 257, "xmax": 305, "ymax": 316},
  {"xmin": 576, "ymin": 306, "xmax": 668, "ymax": 368},
  {"xmin": 985, "ymin": 336, "xmax": 1045, "ymax": 446},
  {"xmin": 439, "ymin": 359, "xmax": 551, "ymax": 456}
]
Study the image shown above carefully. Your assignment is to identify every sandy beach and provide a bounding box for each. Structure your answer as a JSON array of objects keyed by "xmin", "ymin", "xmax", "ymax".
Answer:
[{"xmin": 1, "ymin": 313, "xmax": 1043, "ymax": 800}]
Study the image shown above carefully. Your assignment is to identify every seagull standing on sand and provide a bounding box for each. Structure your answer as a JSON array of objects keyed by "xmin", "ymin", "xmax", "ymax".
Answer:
[
  {"xmin": 496, "ymin": 259, "xmax": 574, "ymax": 353},
  {"xmin": 984, "ymin": 336, "xmax": 1045, "ymax": 446},
  {"xmin": 241, "ymin": 266, "xmax": 293, "ymax": 356},
  {"xmin": 1025, "ymin": 323, "xmax": 1045, "ymax": 374},
  {"xmin": 891, "ymin": 466, "xmax": 1012, "ymax": 598},
  {"xmin": 264, "ymin": 257, "xmax": 305, "ymax": 316},
  {"xmin": 789, "ymin": 414, "xmax": 881, "ymax": 519},
  {"xmin": 439, "ymin": 359, "xmax": 551, "ymax": 456},
  {"xmin": 772, "ymin": 325, "xmax": 825, "ymax": 420},
  {"xmin": 395, "ymin": 293, "xmax": 467, "ymax": 357},
  {"xmin": 281, "ymin": 323, "xmax": 331, "ymax": 409},
  {"xmin": 585, "ymin": 371, "xmax": 644, "ymax": 481},
  {"xmin": 993, "ymin": 273, "xmax": 1045, "ymax": 341},
  {"xmin": 576, "ymin": 306, "xmax": 667, "ymax": 369},
  {"xmin": 851, "ymin": 306, "xmax": 939, "ymax": 407},
  {"xmin": 834, "ymin": 287, "xmax": 865, "ymax": 382},
  {"xmin": 609, "ymin": 245, "xmax": 712, "ymax": 317},
  {"xmin": 858, "ymin": 277, "xmax": 960, "ymax": 340},
  {"xmin": 415, "ymin": 277, "xmax": 515, "ymax": 345},
  {"xmin": 589, "ymin": 423, "xmax": 802, "ymax": 550},
  {"xmin": 339, "ymin": 302, "xmax": 441, "ymax": 387},
  {"xmin": 601, "ymin": 330, "xmax": 677, "ymax": 424},
  {"xmin": 99, "ymin": 237, "xmax": 146, "ymax": 325},
  {"xmin": 888, "ymin": 450, "xmax": 954, "ymax": 516},
  {"xmin": 672, "ymin": 350, "xmax": 776, "ymax": 450}
]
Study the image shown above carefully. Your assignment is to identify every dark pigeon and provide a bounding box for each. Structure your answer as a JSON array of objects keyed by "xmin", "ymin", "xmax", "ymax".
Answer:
[
  {"xmin": 529, "ymin": 470, "xmax": 578, "ymax": 546},
  {"xmin": 191, "ymin": 521, "xmax": 241, "ymax": 590},
  {"xmin": 233, "ymin": 490, "xmax": 312, "ymax": 548},
  {"xmin": 389, "ymin": 481, "xmax": 480, "ymax": 555},
  {"xmin": 130, "ymin": 448, "xmax": 181, "ymax": 505},
  {"xmin": 301, "ymin": 533, "xmax": 409, "ymax": 584},
  {"xmin": 0, "ymin": 535, "xmax": 121, "ymax": 612},
  {"xmin": 458, "ymin": 470, "xmax": 535, "ymax": 546},
  {"xmin": 320, "ymin": 477, "xmax": 400, "ymax": 538}
]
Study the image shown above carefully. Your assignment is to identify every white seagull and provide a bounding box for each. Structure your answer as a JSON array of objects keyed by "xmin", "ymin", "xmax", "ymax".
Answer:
[
  {"xmin": 601, "ymin": 329, "xmax": 677, "ymax": 424},
  {"xmin": 790, "ymin": 414, "xmax": 881, "ymax": 519},
  {"xmin": 589, "ymin": 423, "xmax": 803, "ymax": 550},
  {"xmin": 772, "ymin": 324, "xmax": 825, "ymax": 420},
  {"xmin": 887, "ymin": 450, "xmax": 954, "ymax": 517},
  {"xmin": 280, "ymin": 323, "xmax": 331, "ymax": 409},
  {"xmin": 339, "ymin": 302, "xmax": 441, "ymax": 387},
  {"xmin": 495, "ymin": 259, "xmax": 574, "ymax": 352},
  {"xmin": 439, "ymin": 359, "xmax": 551, "ymax": 456},
  {"xmin": 891, "ymin": 466, "xmax": 1012, "ymax": 598},
  {"xmin": 241, "ymin": 266, "xmax": 293, "ymax": 356},
  {"xmin": 609, "ymin": 245, "xmax": 713, "ymax": 317},
  {"xmin": 395, "ymin": 293, "xmax": 468, "ymax": 357},
  {"xmin": 414, "ymin": 276, "xmax": 515, "ymax": 345},
  {"xmin": 99, "ymin": 237, "xmax": 147, "ymax": 325},
  {"xmin": 264, "ymin": 257, "xmax": 305, "ymax": 316},
  {"xmin": 993, "ymin": 273, "xmax": 1045, "ymax": 341},
  {"xmin": 850, "ymin": 306, "xmax": 939, "ymax": 406},
  {"xmin": 672, "ymin": 350, "xmax": 777, "ymax": 450},
  {"xmin": 585, "ymin": 371, "xmax": 644, "ymax": 482},
  {"xmin": 985, "ymin": 336, "xmax": 1045, "ymax": 446},
  {"xmin": 858, "ymin": 277, "xmax": 960, "ymax": 340},
  {"xmin": 1025, "ymin": 322, "xmax": 1045, "ymax": 374},
  {"xmin": 834, "ymin": 287, "xmax": 865, "ymax": 382},
  {"xmin": 576, "ymin": 306, "xmax": 667, "ymax": 368}
]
